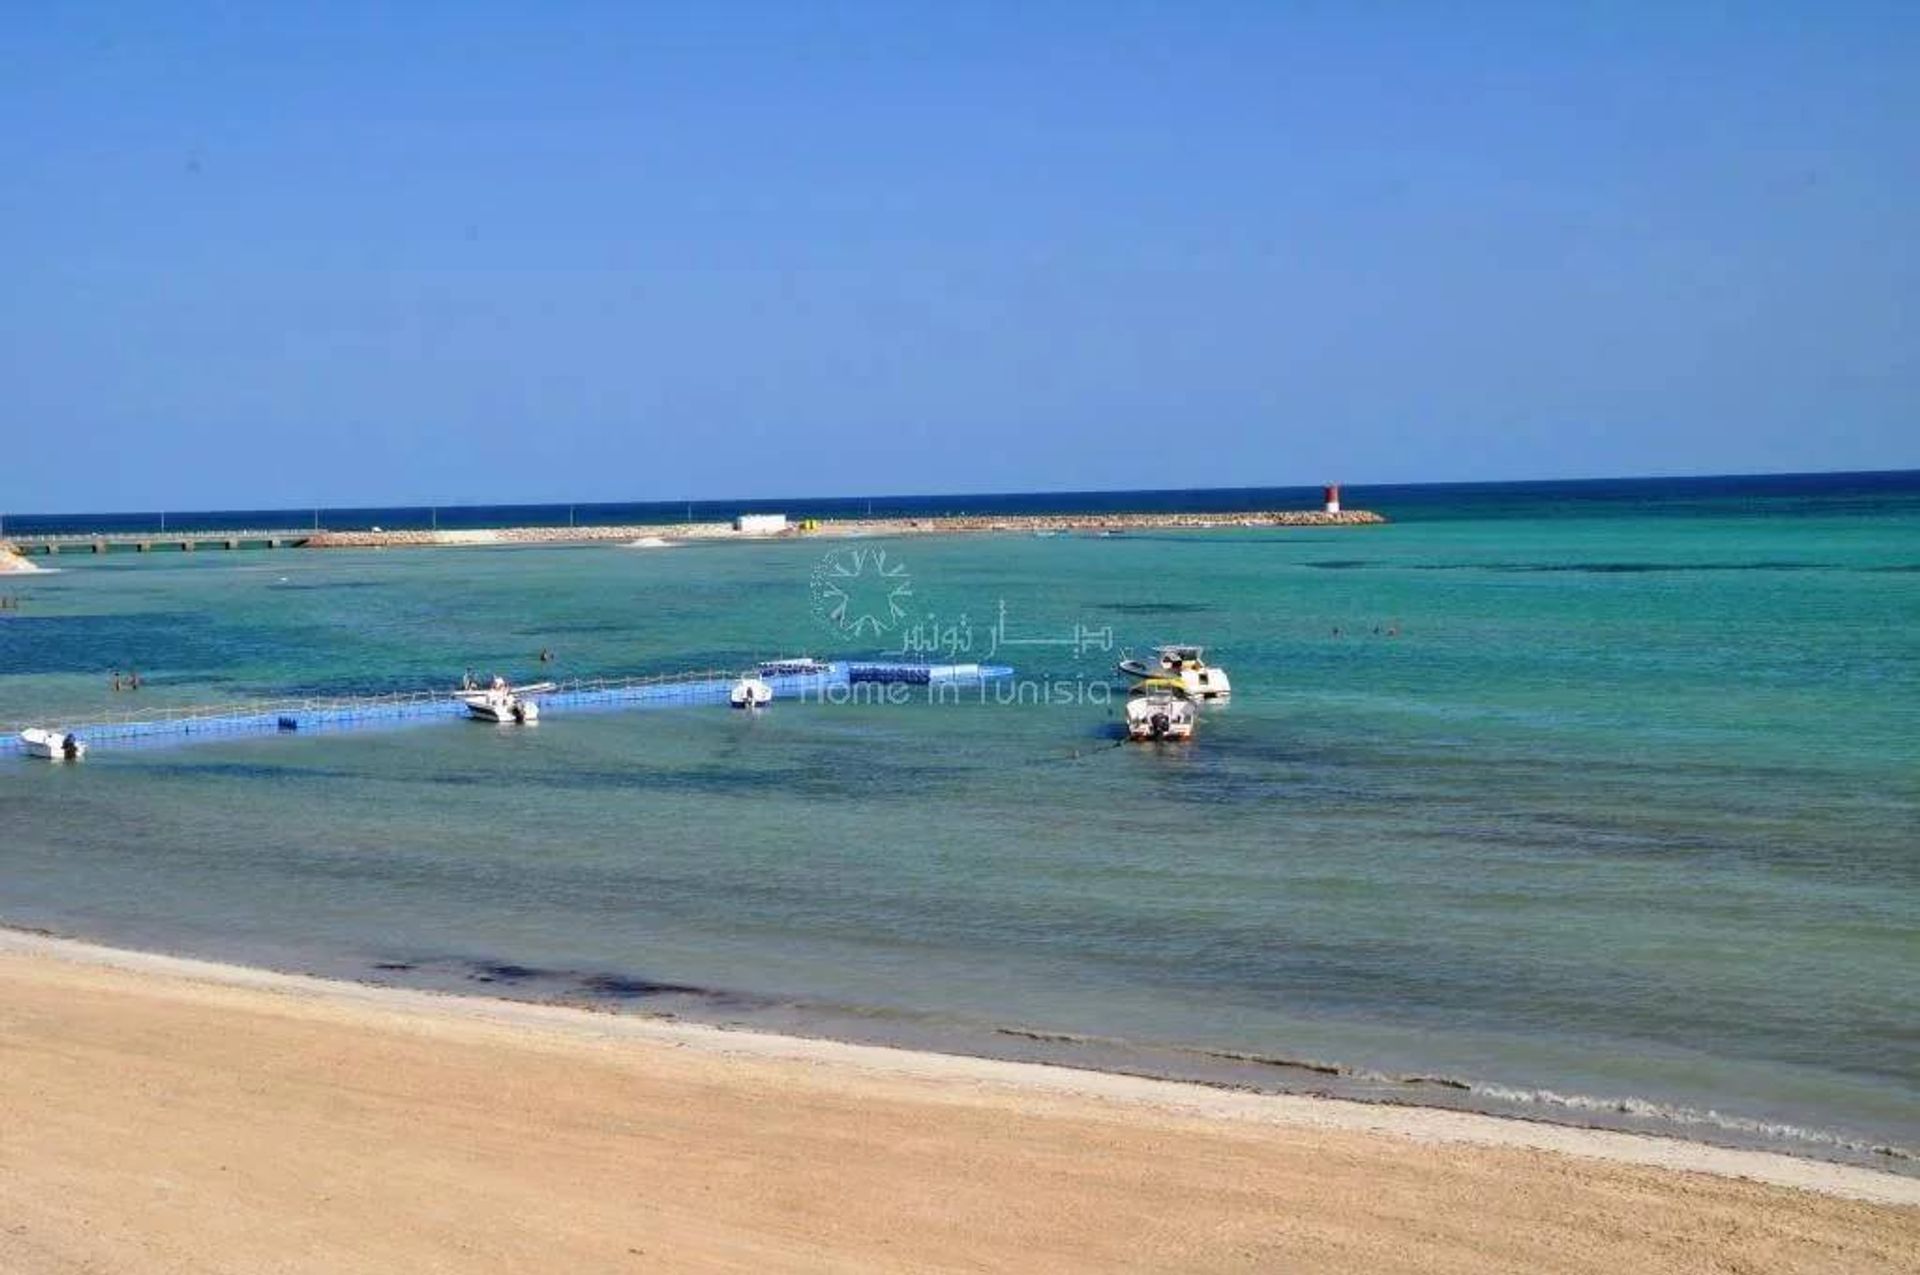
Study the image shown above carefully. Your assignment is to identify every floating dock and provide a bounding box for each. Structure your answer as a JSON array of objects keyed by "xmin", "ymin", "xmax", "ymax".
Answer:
[{"xmin": 1, "ymin": 662, "xmax": 1015, "ymax": 756}]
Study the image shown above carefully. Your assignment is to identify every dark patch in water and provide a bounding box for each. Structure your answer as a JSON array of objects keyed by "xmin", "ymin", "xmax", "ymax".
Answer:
[
  {"xmin": 469, "ymin": 961, "xmax": 545, "ymax": 984},
  {"xmin": 513, "ymin": 620, "xmax": 633, "ymax": 636},
  {"xmin": 579, "ymin": 974, "xmax": 706, "ymax": 999},
  {"xmin": 141, "ymin": 761, "xmax": 361, "ymax": 784},
  {"xmin": 1303, "ymin": 560, "xmax": 1851, "ymax": 574},
  {"xmin": 1495, "ymin": 561, "xmax": 1828, "ymax": 574},
  {"xmin": 0, "ymin": 611, "xmax": 280, "ymax": 676},
  {"xmin": 371, "ymin": 961, "xmax": 415, "ymax": 972},
  {"xmin": 1102, "ymin": 602, "xmax": 1215, "ymax": 615}
]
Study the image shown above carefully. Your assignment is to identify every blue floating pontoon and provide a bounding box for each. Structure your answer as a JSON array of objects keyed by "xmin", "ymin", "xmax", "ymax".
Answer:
[{"xmin": 1, "ymin": 661, "xmax": 1016, "ymax": 756}]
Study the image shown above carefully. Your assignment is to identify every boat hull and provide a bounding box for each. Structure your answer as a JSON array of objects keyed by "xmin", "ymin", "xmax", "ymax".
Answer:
[
  {"xmin": 1124, "ymin": 697, "xmax": 1196, "ymax": 742},
  {"xmin": 729, "ymin": 678, "xmax": 773, "ymax": 710},
  {"xmin": 20, "ymin": 729, "xmax": 86, "ymax": 761},
  {"xmin": 459, "ymin": 694, "xmax": 539, "ymax": 724},
  {"xmin": 1117, "ymin": 653, "xmax": 1231, "ymax": 700}
]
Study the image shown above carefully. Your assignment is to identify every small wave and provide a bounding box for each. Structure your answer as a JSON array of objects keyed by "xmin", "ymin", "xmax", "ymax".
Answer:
[
  {"xmin": 1397, "ymin": 1074, "xmax": 1473, "ymax": 1091},
  {"xmin": 1194, "ymin": 1047, "xmax": 1346, "ymax": 1077},
  {"xmin": 993, "ymin": 1028, "xmax": 1911, "ymax": 1163},
  {"xmin": 1470, "ymin": 1083, "xmax": 1914, "ymax": 1160},
  {"xmin": 997, "ymin": 1027, "xmax": 1108, "ymax": 1045}
]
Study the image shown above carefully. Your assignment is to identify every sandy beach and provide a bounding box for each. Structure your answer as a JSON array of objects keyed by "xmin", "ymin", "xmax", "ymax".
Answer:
[{"xmin": 0, "ymin": 929, "xmax": 1911, "ymax": 1274}]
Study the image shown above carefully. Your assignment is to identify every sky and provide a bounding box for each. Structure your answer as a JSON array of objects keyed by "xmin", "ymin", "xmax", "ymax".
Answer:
[{"xmin": 3, "ymin": 3, "xmax": 1916, "ymax": 513}]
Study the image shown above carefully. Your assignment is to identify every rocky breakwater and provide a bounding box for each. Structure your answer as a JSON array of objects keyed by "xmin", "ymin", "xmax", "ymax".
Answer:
[
  {"xmin": 0, "ymin": 541, "xmax": 45, "ymax": 573},
  {"xmin": 301, "ymin": 509, "xmax": 1386, "ymax": 551},
  {"xmin": 825, "ymin": 509, "xmax": 1389, "ymax": 535}
]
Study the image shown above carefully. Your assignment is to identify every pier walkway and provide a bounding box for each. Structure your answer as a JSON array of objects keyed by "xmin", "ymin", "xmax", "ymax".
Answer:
[
  {"xmin": 6, "ymin": 530, "xmax": 314, "ymax": 556},
  {"xmin": 1, "ymin": 662, "xmax": 1015, "ymax": 755}
]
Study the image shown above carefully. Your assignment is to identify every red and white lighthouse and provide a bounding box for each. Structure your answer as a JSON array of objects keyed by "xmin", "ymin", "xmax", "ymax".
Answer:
[{"xmin": 1323, "ymin": 483, "xmax": 1342, "ymax": 514}]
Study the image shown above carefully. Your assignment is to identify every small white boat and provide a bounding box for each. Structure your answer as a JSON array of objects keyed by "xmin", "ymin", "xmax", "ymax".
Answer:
[
  {"xmin": 20, "ymin": 728, "xmax": 87, "ymax": 761},
  {"xmin": 458, "ymin": 677, "xmax": 551, "ymax": 724},
  {"xmin": 1125, "ymin": 681, "xmax": 1196, "ymax": 742},
  {"xmin": 729, "ymin": 676, "xmax": 773, "ymax": 710},
  {"xmin": 1116, "ymin": 644, "xmax": 1231, "ymax": 700}
]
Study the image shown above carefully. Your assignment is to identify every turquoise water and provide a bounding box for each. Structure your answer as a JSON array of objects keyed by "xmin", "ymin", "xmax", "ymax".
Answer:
[{"xmin": 3, "ymin": 481, "xmax": 1917, "ymax": 1168}]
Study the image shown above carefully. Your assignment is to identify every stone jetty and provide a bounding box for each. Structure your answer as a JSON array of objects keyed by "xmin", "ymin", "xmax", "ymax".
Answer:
[{"xmin": 302, "ymin": 509, "xmax": 1385, "ymax": 550}]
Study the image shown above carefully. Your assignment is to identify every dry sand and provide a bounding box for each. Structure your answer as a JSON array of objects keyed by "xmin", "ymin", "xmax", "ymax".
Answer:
[{"xmin": 0, "ymin": 930, "xmax": 1912, "ymax": 1274}]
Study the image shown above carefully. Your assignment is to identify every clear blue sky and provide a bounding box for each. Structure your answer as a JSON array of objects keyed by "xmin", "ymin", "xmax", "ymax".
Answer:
[{"xmin": 5, "ymin": 3, "xmax": 1915, "ymax": 513}]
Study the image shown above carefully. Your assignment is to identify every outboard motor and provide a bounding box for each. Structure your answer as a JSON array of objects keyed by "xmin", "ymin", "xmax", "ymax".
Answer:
[
  {"xmin": 61, "ymin": 734, "xmax": 79, "ymax": 760},
  {"xmin": 1150, "ymin": 712, "xmax": 1171, "ymax": 740},
  {"xmin": 511, "ymin": 702, "xmax": 526, "ymax": 724}
]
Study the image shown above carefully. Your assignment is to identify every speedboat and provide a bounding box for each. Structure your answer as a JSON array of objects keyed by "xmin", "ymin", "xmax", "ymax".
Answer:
[
  {"xmin": 1116, "ymin": 644, "xmax": 1231, "ymax": 700},
  {"xmin": 458, "ymin": 677, "xmax": 551, "ymax": 724},
  {"xmin": 20, "ymin": 728, "xmax": 87, "ymax": 761},
  {"xmin": 729, "ymin": 675, "xmax": 773, "ymax": 710},
  {"xmin": 1125, "ymin": 680, "xmax": 1196, "ymax": 742}
]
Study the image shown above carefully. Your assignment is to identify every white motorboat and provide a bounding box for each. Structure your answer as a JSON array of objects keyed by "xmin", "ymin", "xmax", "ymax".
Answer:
[
  {"xmin": 1116, "ymin": 644, "xmax": 1231, "ymax": 700},
  {"xmin": 20, "ymin": 728, "xmax": 87, "ymax": 761},
  {"xmin": 729, "ymin": 676, "xmax": 773, "ymax": 710},
  {"xmin": 458, "ymin": 677, "xmax": 551, "ymax": 724},
  {"xmin": 1124, "ymin": 680, "xmax": 1196, "ymax": 742}
]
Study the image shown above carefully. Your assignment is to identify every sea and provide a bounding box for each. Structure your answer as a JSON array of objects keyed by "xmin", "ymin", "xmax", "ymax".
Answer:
[{"xmin": 3, "ymin": 471, "xmax": 1916, "ymax": 1171}]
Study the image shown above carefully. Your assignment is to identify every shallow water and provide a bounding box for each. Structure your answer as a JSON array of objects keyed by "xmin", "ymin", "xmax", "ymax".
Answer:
[{"xmin": 4, "ymin": 476, "xmax": 1917, "ymax": 1169}]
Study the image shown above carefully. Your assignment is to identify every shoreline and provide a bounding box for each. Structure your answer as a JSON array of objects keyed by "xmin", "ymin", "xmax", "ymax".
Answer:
[{"xmin": 2, "ymin": 924, "xmax": 1912, "ymax": 1210}]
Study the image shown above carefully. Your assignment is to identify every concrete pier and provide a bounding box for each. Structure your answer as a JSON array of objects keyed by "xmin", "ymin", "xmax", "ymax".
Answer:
[{"xmin": 8, "ymin": 531, "xmax": 312, "ymax": 556}]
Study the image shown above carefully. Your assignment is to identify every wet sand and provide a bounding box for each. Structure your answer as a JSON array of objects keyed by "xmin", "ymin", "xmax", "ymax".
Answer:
[{"xmin": 0, "ymin": 930, "xmax": 1912, "ymax": 1274}]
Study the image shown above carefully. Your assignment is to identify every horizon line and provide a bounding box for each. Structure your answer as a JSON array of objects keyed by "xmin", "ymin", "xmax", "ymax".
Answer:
[{"xmin": 6, "ymin": 464, "xmax": 1917, "ymax": 522}]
